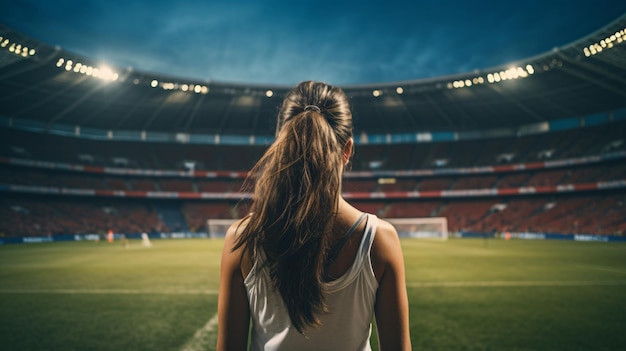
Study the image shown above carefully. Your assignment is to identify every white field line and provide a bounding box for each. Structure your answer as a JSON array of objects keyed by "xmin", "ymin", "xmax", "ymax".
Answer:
[
  {"xmin": 0, "ymin": 288, "xmax": 219, "ymax": 295},
  {"xmin": 180, "ymin": 313, "xmax": 219, "ymax": 351},
  {"xmin": 407, "ymin": 280, "xmax": 626, "ymax": 288},
  {"xmin": 576, "ymin": 264, "xmax": 626, "ymax": 275}
]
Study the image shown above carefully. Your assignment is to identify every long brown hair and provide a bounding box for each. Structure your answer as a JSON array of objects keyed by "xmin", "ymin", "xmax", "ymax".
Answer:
[{"xmin": 234, "ymin": 81, "xmax": 353, "ymax": 332}]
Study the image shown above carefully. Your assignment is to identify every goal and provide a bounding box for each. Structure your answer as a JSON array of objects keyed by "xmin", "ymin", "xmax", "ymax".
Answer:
[
  {"xmin": 385, "ymin": 217, "xmax": 448, "ymax": 240},
  {"xmin": 206, "ymin": 219, "xmax": 238, "ymax": 238},
  {"xmin": 207, "ymin": 217, "xmax": 449, "ymax": 240}
]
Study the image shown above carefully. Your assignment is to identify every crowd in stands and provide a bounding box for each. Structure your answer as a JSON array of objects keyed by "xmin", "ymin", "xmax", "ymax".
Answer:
[
  {"xmin": 2, "ymin": 162, "xmax": 623, "ymax": 194},
  {"xmin": 1, "ymin": 121, "xmax": 625, "ymax": 238},
  {"xmin": 0, "ymin": 197, "xmax": 168, "ymax": 237},
  {"xmin": 1, "ymin": 120, "xmax": 624, "ymax": 172},
  {"xmin": 1, "ymin": 194, "xmax": 623, "ymax": 237}
]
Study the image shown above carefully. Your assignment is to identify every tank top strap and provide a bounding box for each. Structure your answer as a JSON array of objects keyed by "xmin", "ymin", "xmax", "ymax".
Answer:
[{"xmin": 356, "ymin": 213, "xmax": 378, "ymax": 262}]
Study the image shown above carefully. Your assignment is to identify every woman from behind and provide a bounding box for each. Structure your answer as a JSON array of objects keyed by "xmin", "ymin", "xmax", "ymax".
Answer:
[{"xmin": 217, "ymin": 81, "xmax": 411, "ymax": 350}]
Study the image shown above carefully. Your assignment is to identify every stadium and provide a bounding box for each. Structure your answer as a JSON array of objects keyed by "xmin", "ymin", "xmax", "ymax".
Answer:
[{"xmin": 0, "ymin": 10, "xmax": 625, "ymax": 351}]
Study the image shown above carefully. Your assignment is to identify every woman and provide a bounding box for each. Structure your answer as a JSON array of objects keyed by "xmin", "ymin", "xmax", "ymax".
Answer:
[{"xmin": 217, "ymin": 81, "xmax": 411, "ymax": 350}]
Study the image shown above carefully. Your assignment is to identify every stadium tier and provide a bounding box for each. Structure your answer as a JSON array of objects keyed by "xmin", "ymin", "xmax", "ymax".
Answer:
[{"xmin": 1, "ymin": 16, "xmax": 626, "ymax": 239}]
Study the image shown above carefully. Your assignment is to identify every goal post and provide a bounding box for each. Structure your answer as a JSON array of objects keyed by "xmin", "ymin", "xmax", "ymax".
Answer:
[
  {"xmin": 385, "ymin": 217, "xmax": 448, "ymax": 240},
  {"xmin": 206, "ymin": 219, "xmax": 238, "ymax": 238},
  {"xmin": 207, "ymin": 216, "xmax": 449, "ymax": 240}
]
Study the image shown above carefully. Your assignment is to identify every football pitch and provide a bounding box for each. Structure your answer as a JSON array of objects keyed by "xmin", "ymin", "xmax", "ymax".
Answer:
[{"xmin": 1, "ymin": 238, "xmax": 625, "ymax": 351}]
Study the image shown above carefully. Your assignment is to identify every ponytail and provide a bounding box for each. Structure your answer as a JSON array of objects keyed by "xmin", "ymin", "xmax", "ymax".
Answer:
[{"xmin": 234, "ymin": 81, "xmax": 353, "ymax": 332}]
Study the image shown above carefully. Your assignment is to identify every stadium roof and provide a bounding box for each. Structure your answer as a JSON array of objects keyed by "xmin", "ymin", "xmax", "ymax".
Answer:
[{"xmin": 0, "ymin": 14, "xmax": 625, "ymax": 136}]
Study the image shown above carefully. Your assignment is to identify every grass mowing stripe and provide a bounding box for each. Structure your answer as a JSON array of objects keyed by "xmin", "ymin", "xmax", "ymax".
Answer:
[
  {"xmin": 407, "ymin": 280, "xmax": 626, "ymax": 288},
  {"xmin": 180, "ymin": 313, "xmax": 219, "ymax": 351},
  {"xmin": 0, "ymin": 288, "xmax": 219, "ymax": 295}
]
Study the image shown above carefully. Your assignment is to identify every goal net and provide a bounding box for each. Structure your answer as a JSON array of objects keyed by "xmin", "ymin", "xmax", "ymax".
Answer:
[
  {"xmin": 207, "ymin": 217, "xmax": 449, "ymax": 240},
  {"xmin": 206, "ymin": 219, "xmax": 238, "ymax": 238},
  {"xmin": 385, "ymin": 217, "xmax": 448, "ymax": 240}
]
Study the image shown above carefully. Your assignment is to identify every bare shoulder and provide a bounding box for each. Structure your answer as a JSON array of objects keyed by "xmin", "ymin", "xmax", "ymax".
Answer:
[
  {"xmin": 372, "ymin": 217, "xmax": 401, "ymax": 251},
  {"xmin": 225, "ymin": 217, "xmax": 249, "ymax": 243},
  {"xmin": 370, "ymin": 217, "xmax": 404, "ymax": 281},
  {"xmin": 223, "ymin": 217, "xmax": 253, "ymax": 277}
]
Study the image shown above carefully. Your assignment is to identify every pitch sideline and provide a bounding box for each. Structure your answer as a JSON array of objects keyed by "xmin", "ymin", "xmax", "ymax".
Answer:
[
  {"xmin": 0, "ymin": 288, "xmax": 219, "ymax": 295},
  {"xmin": 407, "ymin": 280, "xmax": 626, "ymax": 288}
]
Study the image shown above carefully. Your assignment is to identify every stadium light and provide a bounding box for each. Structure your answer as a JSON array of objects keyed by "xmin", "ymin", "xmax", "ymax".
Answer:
[
  {"xmin": 266, "ymin": 90, "xmax": 273, "ymax": 97},
  {"xmin": 396, "ymin": 87, "xmax": 404, "ymax": 94},
  {"xmin": 151, "ymin": 80, "xmax": 159, "ymax": 88},
  {"xmin": 583, "ymin": 29, "xmax": 626, "ymax": 58},
  {"xmin": 0, "ymin": 37, "xmax": 37, "ymax": 58},
  {"xmin": 54, "ymin": 57, "xmax": 119, "ymax": 81}
]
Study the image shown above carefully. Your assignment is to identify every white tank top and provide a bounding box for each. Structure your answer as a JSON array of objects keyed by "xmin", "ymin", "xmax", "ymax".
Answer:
[{"xmin": 244, "ymin": 214, "xmax": 379, "ymax": 351}]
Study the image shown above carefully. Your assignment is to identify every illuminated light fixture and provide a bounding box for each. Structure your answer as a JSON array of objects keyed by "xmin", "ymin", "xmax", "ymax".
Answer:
[
  {"xmin": 372, "ymin": 89, "xmax": 381, "ymax": 97},
  {"xmin": 583, "ymin": 30, "xmax": 626, "ymax": 58},
  {"xmin": 266, "ymin": 90, "xmax": 273, "ymax": 97},
  {"xmin": 493, "ymin": 73, "xmax": 501, "ymax": 82},
  {"xmin": 526, "ymin": 64, "xmax": 534, "ymax": 74},
  {"xmin": 396, "ymin": 87, "xmax": 403, "ymax": 94},
  {"xmin": 194, "ymin": 85, "xmax": 202, "ymax": 93},
  {"xmin": 151, "ymin": 80, "xmax": 159, "ymax": 88},
  {"xmin": 477, "ymin": 77, "xmax": 484, "ymax": 84},
  {"xmin": 447, "ymin": 82, "xmax": 453, "ymax": 89},
  {"xmin": 86, "ymin": 66, "xmax": 94, "ymax": 76},
  {"xmin": 464, "ymin": 79, "xmax": 472, "ymax": 86},
  {"xmin": 181, "ymin": 84, "xmax": 189, "ymax": 91},
  {"xmin": 201, "ymin": 86, "xmax": 209, "ymax": 94},
  {"xmin": 506, "ymin": 68, "xmax": 517, "ymax": 79},
  {"xmin": 8, "ymin": 44, "xmax": 15, "ymax": 52},
  {"xmin": 56, "ymin": 58, "xmax": 64, "ymax": 67},
  {"xmin": 29, "ymin": 49, "xmax": 35, "ymax": 56},
  {"xmin": 487, "ymin": 74, "xmax": 494, "ymax": 83}
]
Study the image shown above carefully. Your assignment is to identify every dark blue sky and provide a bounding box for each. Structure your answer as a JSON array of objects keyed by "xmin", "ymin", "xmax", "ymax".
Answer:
[{"xmin": 2, "ymin": 0, "xmax": 625, "ymax": 85}]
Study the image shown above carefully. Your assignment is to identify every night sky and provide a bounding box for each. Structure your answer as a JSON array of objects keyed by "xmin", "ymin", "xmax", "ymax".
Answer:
[{"xmin": 1, "ymin": 0, "xmax": 625, "ymax": 86}]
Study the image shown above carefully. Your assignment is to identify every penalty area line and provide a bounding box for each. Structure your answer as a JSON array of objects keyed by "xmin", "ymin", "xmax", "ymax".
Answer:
[
  {"xmin": 407, "ymin": 280, "xmax": 626, "ymax": 288},
  {"xmin": 180, "ymin": 313, "xmax": 219, "ymax": 351}
]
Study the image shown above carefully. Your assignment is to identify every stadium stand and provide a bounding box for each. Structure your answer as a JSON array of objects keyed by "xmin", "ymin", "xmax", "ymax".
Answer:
[{"xmin": 0, "ymin": 17, "xmax": 625, "ymax": 238}]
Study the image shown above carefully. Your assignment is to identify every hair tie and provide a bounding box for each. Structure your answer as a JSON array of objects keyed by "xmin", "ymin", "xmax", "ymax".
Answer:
[{"xmin": 304, "ymin": 105, "xmax": 321, "ymax": 113}]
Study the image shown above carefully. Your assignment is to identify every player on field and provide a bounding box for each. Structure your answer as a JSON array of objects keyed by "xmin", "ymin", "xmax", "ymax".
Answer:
[{"xmin": 218, "ymin": 81, "xmax": 411, "ymax": 350}]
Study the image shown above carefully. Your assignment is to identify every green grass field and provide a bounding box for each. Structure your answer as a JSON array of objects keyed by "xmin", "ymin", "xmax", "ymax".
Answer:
[{"xmin": 1, "ymin": 238, "xmax": 625, "ymax": 351}]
